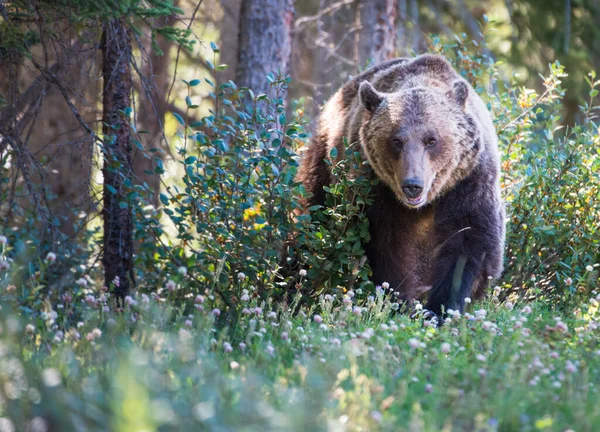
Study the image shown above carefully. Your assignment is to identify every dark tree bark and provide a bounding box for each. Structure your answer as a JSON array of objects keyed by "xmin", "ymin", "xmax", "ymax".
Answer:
[
  {"xmin": 358, "ymin": 0, "xmax": 398, "ymax": 66},
  {"xmin": 236, "ymin": 0, "xmax": 295, "ymax": 96},
  {"xmin": 102, "ymin": 18, "xmax": 134, "ymax": 300}
]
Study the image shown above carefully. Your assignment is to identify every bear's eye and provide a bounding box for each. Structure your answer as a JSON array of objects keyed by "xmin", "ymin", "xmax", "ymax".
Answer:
[
  {"xmin": 426, "ymin": 138, "xmax": 437, "ymax": 147},
  {"xmin": 391, "ymin": 138, "xmax": 404, "ymax": 148}
]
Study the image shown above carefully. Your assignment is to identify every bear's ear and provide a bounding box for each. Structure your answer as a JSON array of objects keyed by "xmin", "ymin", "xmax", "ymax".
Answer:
[
  {"xmin": 359, "ymin": 81, "xmax": 384, "ymax": 112},
  {"xmin": 448, "ymin": 81, "xmax": 469, "ymax": 108}
]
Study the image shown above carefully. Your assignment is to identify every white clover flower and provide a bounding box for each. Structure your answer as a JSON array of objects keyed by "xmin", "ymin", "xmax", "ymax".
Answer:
[
  {"xmin": 45, "ymin": 252, "xmax": 57, "ymax": 263},
  {"xmin": 352, "ymin": 306, "xmax": 362, "ymax": 316},
  {"xmin": 299, "ymin": 269, "xmax": 307, "ymax": 277},
  {"xmin": 505, "ymin": 301, "xmax": 514, "ymax": 310},
  {"xmin": 474, "ymin": 309, "xmax": 487, "ymax": 320},
  {"xmin": 565, "ymin": 277, "xmax": 573, "ymax": 286},
  {"xmin": 266, "ymin": 344, "xmax": 275, "ymax": 356},
  {"xmin": 124, "ymin": 296, "xmax": 137, "ymax": 306},
  {"xmin": 237, "ymin": 272, "xmax": 246, "ymax": 281},
  {"xmin": 408, "ymin": 338, "xmax": 420, "ymax": 349},
  {"xmin": 313, "ymin": 314, "xmax": 323, "ymax": 324},
  {"xmin": 347, "ymin": 290, "xmax": 355, "ymax": 298},
  {"xmin": 586, "ymin": 265, "xmax": 594, "ymax": 272},
  {"xmin": 464, "ymin": 297, "xmax": 472, "ymax": 304},
  {"xmin": 212, "ymin": 308, "xmax": 221, "ymax": 316},
  {"xmin": 75, "ymin": 278, "xmax": 88, "ymax": 287},
  {"xmin": 223, "ymin": 342, "xmax": 233, "ymax": 353},
  {"xmin": 239, "ymin": 342, "xmax": 246, "ymax": 351},
  {"xmin": 185, "ymin": 319, "xmax": 193, "ymax": 328},
  {"xmin": 565, "ymin": 360, "xmax": 577, "ymax": 373},
  {"xmin": 522, "ymin": 305, "xmax": 532, "ymax": 314},
  {"xmin": 178, "ymin": 266, "xmax": 188, "ymax": 276},
  {"xmin": 230, "ymin": 361, "xmax": 240, "ymax": 369},
  {"xmin": 166, "ymin": 280, "xmax": 177, "ymax": 291},
  {"xmin": 382, "ymin": 282, "xmax": 390, "ymax": 290},
  {"xmin": 241, "ymin": 293, "xmax": 250, "ymax": 302},
  {"xmin": 0, "ymin": 235, "xmax": 7, "ymax": 246},
  {"xmin": 440, "ymin": 342, "xmax": 451, "ymax": 354},
  {"xmin": 25, "ymin": 324, "xmax": 35, "ymax": 334},
  {"xmin": 267, "ymin": 311, "xmax": 277, "ymax": 319},
  {"xmin": 476, "ymin": 354, "xmax": 487, "ymax": 362},
  {"xmin": 320, "ymin": 323, "xmax": 328, "ymax": 331},
  {"xmin": 281, "ymin": 332, "xmax": 289, "ymax": 341},
  {"xmin": 195, "ymin": 294, "xmax": 204, "ymax": 303}
]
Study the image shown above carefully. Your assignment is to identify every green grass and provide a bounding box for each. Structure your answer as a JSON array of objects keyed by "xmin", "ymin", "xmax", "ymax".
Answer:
[{"xmin": 1, "ymin": 285, "xmax": 599, "ymax": 431}]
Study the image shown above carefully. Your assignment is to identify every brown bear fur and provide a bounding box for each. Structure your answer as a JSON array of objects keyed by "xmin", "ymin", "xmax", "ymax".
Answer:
[{"xmin": 297, "ymin": 54, "xmax": 505, "ymax": 315}]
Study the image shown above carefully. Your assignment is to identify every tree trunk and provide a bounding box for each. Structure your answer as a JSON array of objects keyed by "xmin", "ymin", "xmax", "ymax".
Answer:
[
  {"xmin": 135, "ymin": 14, "xmax": 173, "ymax": 208},
  {"xmin": 236, "ymin": 0, "xmax": 295, "ymax": 96},
  {"xmin": 218, "ymin": 0, "xmax": 243, "ymax": 84},
  {"xmin": 102, "ymin": 18, "xmax": 134, "ymax": 300},
  {"xmin": 358, "ymin": 0, "xmax": 398, "ymax": 67}
]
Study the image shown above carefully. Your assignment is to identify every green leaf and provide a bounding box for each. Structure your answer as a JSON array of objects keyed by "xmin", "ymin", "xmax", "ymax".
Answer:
[
  {"xmin": 106, "ymin": 185, "xmax": 117, "ymax": 195},
  {"xmin": 189, "ymin": 79, "xmax": 201, "ymax": 87},
  {"xmin": 172, "ymin": 112, "xmax": 185, "ymax": 126}
]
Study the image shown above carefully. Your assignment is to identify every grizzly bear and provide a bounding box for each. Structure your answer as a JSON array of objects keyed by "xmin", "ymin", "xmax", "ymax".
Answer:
[{"xmin": 297, "ymin": 54, "xmax": 505, "ymax": 315}]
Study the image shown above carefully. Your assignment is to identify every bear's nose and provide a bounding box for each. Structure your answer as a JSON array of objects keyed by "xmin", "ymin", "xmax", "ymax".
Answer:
[{"xmin": 402, "ymin": 178, "xmax": 424, "ymax": 198}]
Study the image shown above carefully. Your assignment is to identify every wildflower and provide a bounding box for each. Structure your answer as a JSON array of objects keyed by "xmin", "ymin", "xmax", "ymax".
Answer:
[
  {"xmin": 382, "ymin": 282, "xmax": 390, "ymax": 290},
  {"xmin": 476, "ymin": 354, "xmax": 487, "ymax": 362},
  {"xmin": 314, "ymin": 314, "xmax": 323, "ymax": 324},
  {"xmin": 474, "ymin": 309, "xmax": 487, "ymax": 320},
  {"xmin": 194, "ymin": 294, "xmax": 204, "ymax": 304},
  {"xmin": 281, "ymin": 332, "xmax": 289, "ymax": 341},
  {"xmin": 522, "ymin": 305, "xmax": 532, "ymax": 314},
  {"xmin": 565, "ymin": 360, "xmax": 577, "ymax": 373},
  {"xmin": 185, "ymin": 319, "xmax": 193, "ymax": 328},
  {"xmin": 408, "ymin": 338, "xmax": 420, "ymax": 349},
  {"xmin": 478, "ymin": 368, "xmax": 487, "ymax": 377},
  {"xmin": 241, "ymin": 292, "xmax": 250, "ymax": 302},
  {"xmin": 504, "ymin": 301, "xmax": 514, "ymax": 311},
  {"xmin": 166, "ymin": 280, "xmax": 177, "ymax": 291},
  {"xmin": 565, "ymin": 277, "xmax": 573, "ymax": 286},
  {"xmin": 75, "ymin": 278, "xmax": 88, "ymax": 287},
  {"xmin": 425, "ymin": 383, "xmax": 433, "ymax": 393},
  {"xmin": 324, "ymin": 294, "xmax": 333, "ymax": 301},
  {"xmin": 212, "ymin": 308, "xmax": 221, "ymax": 316},
  {"xmin": 361, "ymin": 328, "xmax": 375, "ymax": 339},
  {"xmin": 25, "ymin": 324, "xmax": 35, "ymax": 334},
  {"xmin": 45, "ymin": 252, "xmax": 57, "ymax": 263},
  {"xmin": 124, "ymin": 296, "xmax": 137, "ymax": 306},
  {"xmin": 242, "ymin": 308, "xmax": 251, "ymax": 315},
  {"xmin": 266, "ymin": 344, "xmax": 275, "ymax": 356},
  {"xmin": 267, "ymin": 311, "xmax": 277, "ymax": 319},
  {"xmin": 178, "ymin": 266, "xmax": 188, "ymax": 276},
  {"xmin": 103, "ymin": 306, "xmax": 110, "ymax": 313},
  {"xmin": 375, "ymin": 285, "xmax": 385, "ymax": 296},
  {"xmin": 331, "ymin": 338, "xmax": 341, "ymax": 347},
  {"xmin": 352, "ymin": 306, "xmax": 362, "ymax": 316},
  {"xmin": 239, "ymin": 342, "xmax": 246, "ymax": 351},
  {"xmin": 586, "ymin": 265, "xmax": 594, "ymax": 272},
  {"xmin": 371, "ymin": 411, "xmax": 383, "ymax": 423},
  {"xmin": 223, "ymin": 342, "xmax": 233, "ymax": 353},
  {"xmin": 555, "ymin": 320, "xmax": 568, "ymax": 333},
  {"xmin": 253, "ymin": 307, "xmax": 262, "ymax": 315},
  {"xmin": 299, "ymin": 269, "xmax": 307, "ymax": 277},
  {"xmin": 0, "ymin": 235, "xmax": 7, "ymax": 246},
  {"xmin": 320, "ymin": 324, "xmax": 328, "ymax": 331},
  {"xmin": 441, "ymin": 342, "xmax": 451, "ymax": 354},
  {"xmin": 42, "ymin": 368, "xmax": 61, "ymax": 387},
  {"xmin": 230, "ymin": 361, "xmax": 240, "ymax": 369},
  {"xmin": 237, "ymin": 272, "xmax": 246, "ymax": 281},
  {"xmin": 464, "ymin": 297, "xmax": 472, "ymax": 304},
  {"xmin": 347, "ymin": 290, "xmax": 355, "ymax": 298}
]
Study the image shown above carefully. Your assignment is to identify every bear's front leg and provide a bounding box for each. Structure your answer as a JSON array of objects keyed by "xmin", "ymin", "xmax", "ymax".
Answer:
[{"xmin": 425, "ymin": 172, "xmax": 504, "ymax": 316}]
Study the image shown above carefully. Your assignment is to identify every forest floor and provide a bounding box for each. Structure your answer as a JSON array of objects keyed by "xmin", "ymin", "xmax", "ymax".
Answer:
[{"xmin": 2, "ymin": 286, "xmax": 599, "ymax": 431}]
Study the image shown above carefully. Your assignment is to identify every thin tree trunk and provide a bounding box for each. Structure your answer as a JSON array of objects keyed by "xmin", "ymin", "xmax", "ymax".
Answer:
[
  {"xmin": 236, "ymin": 0, "xmax": 295, "ymax": 97},
  {"xmin": 102, "ymin": 18, "xmax": 134, "ymax": 300},
  {"xmin": 135, "ymin": 14, "xmax": 172, "ymax": 208},
  {"xmin": 358, "ymin": 0, "xmax": 398, "ymax": 66},
  {"xmin": 218, "ymin": 0, "xmax": 243, "ymax": 84}
]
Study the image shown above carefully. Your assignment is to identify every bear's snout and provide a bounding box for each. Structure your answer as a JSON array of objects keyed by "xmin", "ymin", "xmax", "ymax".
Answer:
[{"xmin": 402, "ymin": 178, "xmax": 424, "ymax": 199}]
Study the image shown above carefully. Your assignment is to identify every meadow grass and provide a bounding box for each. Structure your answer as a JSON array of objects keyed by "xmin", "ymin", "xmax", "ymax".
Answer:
[{"xmin": 1, "ymin": 278, "xmax": 599, "ymax": 431}]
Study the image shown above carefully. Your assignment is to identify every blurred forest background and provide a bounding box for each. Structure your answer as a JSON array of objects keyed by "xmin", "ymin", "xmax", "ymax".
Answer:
[{"xmin": 0, "ymin": 0, "xmax": 599, "ymax": 295}]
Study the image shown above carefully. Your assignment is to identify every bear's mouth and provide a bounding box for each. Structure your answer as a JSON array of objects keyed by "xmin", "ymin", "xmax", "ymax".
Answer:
[{"xmin": 404, "ymin": 195, "xmax": 427, "ymax": 208}]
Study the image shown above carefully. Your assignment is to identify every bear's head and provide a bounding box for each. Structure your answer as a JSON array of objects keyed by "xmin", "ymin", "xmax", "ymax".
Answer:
[{"xmin": 358, "ymin": 80, "xmax": 483, "ymax": 209}]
